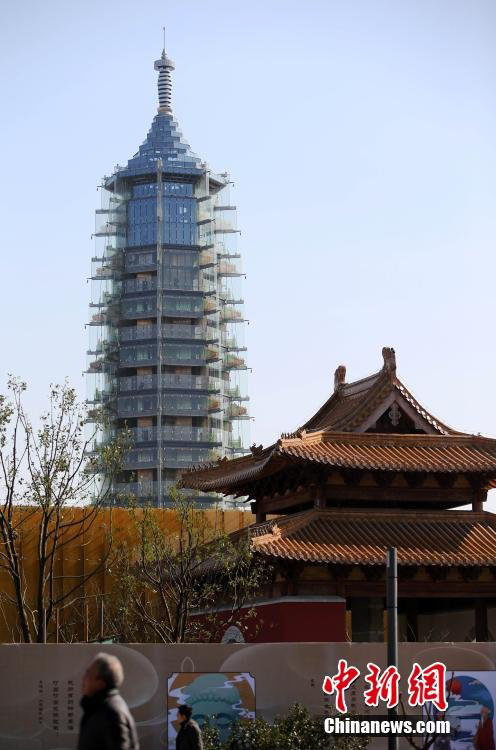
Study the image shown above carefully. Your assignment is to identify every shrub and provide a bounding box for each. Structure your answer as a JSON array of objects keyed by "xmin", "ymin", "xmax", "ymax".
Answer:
[{"xmin": 198, "ymin": 704, "xmax": 369, "ymax": 750}]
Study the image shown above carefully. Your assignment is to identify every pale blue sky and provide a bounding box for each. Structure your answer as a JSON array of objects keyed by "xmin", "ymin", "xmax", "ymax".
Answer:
[{"xmin": 1, "ymin": 0, "xmax": 496, "ymax": 507}]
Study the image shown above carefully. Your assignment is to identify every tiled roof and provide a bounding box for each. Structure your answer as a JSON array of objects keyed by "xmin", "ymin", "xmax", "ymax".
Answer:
[
  {"xmin": 300, "ymin": 364, "xmax": 457, "ymax": 435},
  {"xmin": 249, "ymin": 509, "xmax": 496, "ymax": 566},
  {"xmin": 180, "ymin": 432, "xmax": 496, "ymax": 493},
  {"xmin": 180, "ymin": 347, "xmax": 496, "ymax": 497},
  {"xmin": 280, "ymin": 432, "xmax": 496, "ymax": 474}
]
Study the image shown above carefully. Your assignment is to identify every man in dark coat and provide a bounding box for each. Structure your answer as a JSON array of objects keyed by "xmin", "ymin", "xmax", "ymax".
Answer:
[
  {"xmin": 175, "ymin": 704, "xmax": 203, "ymax": 750},
  {"xmin": 78, "ymin": 652, "xmax": 139, "ymax": 750}
]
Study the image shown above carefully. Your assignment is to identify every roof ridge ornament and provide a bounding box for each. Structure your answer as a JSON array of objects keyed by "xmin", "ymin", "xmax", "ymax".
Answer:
[
  {"xmin": 334, "ymin": 365, "xmax": 346, "ymax": 392},
  {"xmin": 382, "ymin": 347, "xmax": 396, "ymax": 379},
  {"xmin": 154, "ymin": 39, "xmax": 175, "ymax": 114},
  {"xmin": 250, "ymin": 443, "xmax": 264, "ymax": 455}
]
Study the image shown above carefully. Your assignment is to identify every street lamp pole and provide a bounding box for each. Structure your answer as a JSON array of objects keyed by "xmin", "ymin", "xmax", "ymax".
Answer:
[{"xmin": 387, "ymin": 547, "xmax": 398, "ymax": 750}]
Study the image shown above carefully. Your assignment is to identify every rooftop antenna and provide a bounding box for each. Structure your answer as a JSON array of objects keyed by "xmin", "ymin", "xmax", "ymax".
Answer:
[{"xmin": 154, "ymin": 31, "xmax": 175, "ymax": 114}]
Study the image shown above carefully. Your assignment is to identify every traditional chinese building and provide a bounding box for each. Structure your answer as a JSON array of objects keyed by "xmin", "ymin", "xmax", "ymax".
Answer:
[{"xmin": 181, "ymin": 348, "xmax": 496, "ymax": 642}]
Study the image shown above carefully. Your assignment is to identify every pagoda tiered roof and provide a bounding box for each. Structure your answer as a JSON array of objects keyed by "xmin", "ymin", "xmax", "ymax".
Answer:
[
  {"xmin": 298, "ymin": 347, "xmax": 457, "ymax": 435},
  {"xmin": 249, "ymin": 508, "xmax": 496, "ymax": 567},
  {"xmin": 180, "ymin": 348, "xmax": 496, "ymax": 499},
  {"xmin": 180, "ymin": 431, "xmax": 496, "ymax": 496}
]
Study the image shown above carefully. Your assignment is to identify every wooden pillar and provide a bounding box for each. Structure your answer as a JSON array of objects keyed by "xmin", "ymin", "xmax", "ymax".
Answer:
[
  {"xmin": 314, "ymin": 478, "xmax": 327, "ymax": 510},
  {"xmin": 472, "ymin": 487, "xmax": 486, "ymax": 512},
  {"xmin": 252, "ymin": 501, "xmax": 266, "ymax": 524},
  {"xmin": 475, "ymin": 598, "xmax": 489, "ymax": 641}
]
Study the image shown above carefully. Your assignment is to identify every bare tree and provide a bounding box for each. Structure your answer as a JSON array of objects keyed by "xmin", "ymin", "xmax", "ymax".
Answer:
[
  {"xmin": 106, "ymin": 490, "xmax": 270, "ymax": 643},
  {"xmin": 0, "ymin": 377, "xmax": 129, "ymax": 643}
]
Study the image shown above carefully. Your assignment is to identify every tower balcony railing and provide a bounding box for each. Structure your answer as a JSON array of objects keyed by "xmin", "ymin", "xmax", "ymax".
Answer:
[
  {"xmin": 89, "ymin": 312, "xmax": 107, "ymax": 326},
  {"xmin": 124, "ymin": 448, "xmax": 157, "ymax": 468},
  {"xmin": 118, "ymin": 374, "xmax": 218, "ymax": 393},
  {"xmin": 125, "ymin": 251, "xmax": 156, "ymax": 271},
  {"xmin": 165, "ymin": 323, "xmax": 209, "ymax": 341},
  {"xmin": 120, "ymin": 346, "xmax": 157, "ymax": 365},
  {"xmin": 90, "ymin": 291, "xmax": 121, "ymax": 309},
  {"xmin": 208, "ymin": 397, "xmax": 222, "ymax": 412},
  {"xmin": 124, "ymin": 278, "xmax": 157, "ymax": 293},
  {"xmin": 161, "ymin": 399, "xmax": 208, "ymax": 417},
  {"xmin": 91, "ymin": 267, "xmax": 118, "ymax": 281},
  {"xmin": 120, "ymin": 324, "xmax": 211, "ymax": 342},
  {"xmin": 123, "ymin": 447, "xmax": 216, "ymax": 470},
  {"xmin": 93, "ymin": 223, "xmax": 126, "ymax": 238},
  {"xmin": 113, "ymin": 481, "xmax": 201, "ymax": 501},
  {"xmin": 214, "ymin": 219, "xmax": 239, "ymax": 234},
  {"xmin": 118, "ymin": 394, "xmax": 210, "ymax": 417},
  {"xmin": 129, "ymin": 275, "xmax": 217, "ymax": 295},
  {"xmin": 164, "ymin": 296, "xmax": 204, "ymax": 317},
  {"xmin": 204, "ymin": 298, "xmax": 217, "ymax": 314},
  {"xmin": 120, "ymin": 344, "xmax": 211, "ymax": 366},
  {"xmin": 86, "ymin": 359, "xmax": 113, "ymax": 374},
  {"xmin": 220, "ymin": 291, "xmax": 243, "ymax": 305},
  {"xmin": 225, "ymin": 437, "xmax": 251, "ymax": 455},
  {"xmin": 226, "ymin": 404, "xmax": 250, "ymax": 420},
  {"xmin": 199, "ymin": 251, "xmax": 215, "ymax": 268},
  {"xmin": 162, "ymin": 345, "xmax": 208, "ymax": 366},
  {"xmin": 224, "ymin": 387, "xmax": 249, "ymax": 401},
  {"xmin": 218, "ymin": 261, "xmax": 242, "ymax": 277},
  {"xmin": 222, "ymin": 339, "xmax": 247, "ymax": 353},
  {"xmin": 220, "ymin": 308, "xmax": 245, "ymax": 323},
  {"xmin": 205, "ymin": 347, "xmax": 220, "ymax": 363},
  {"xmin": 197, "ymin": 207, "xmax": 213, "ymax": 225},
  {"xmin": 162, "ymin": 448, "xmax": 217, "ymax": 469},
  {"xmin": 162, "ymin": 278, "xmax": 210, "ymax": 293},
  {"xmin": 224, "ymin": 355, "xmax": 247, "ymax": 371},
  {"xmin": 87, "ymin": 387, "xmax": 117, "ymax": 405},
  {"xmin": 121, "ymin": 297, "xmax": 156, "ymax": 319},
  {"xmin": 131, "ymin": 426, "xmax": 222, "ymax": 444},
  {"xmin": 118, "ymin": 396, "xmax": 156, "ymax": 417}
]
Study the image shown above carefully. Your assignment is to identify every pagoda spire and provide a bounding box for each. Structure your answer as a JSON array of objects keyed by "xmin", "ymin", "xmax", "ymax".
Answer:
[{"xmin": 154, "ymin": 35, "xmax": 175, "ymax": 115}]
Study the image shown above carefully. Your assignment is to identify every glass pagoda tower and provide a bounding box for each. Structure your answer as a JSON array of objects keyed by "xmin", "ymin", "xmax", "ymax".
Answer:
[{"xmin": 86, "ymin": 47, "xmax": 250, "ymax": 507}]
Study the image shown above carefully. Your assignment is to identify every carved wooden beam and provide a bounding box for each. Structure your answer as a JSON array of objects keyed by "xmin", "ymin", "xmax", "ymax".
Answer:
[
  {"xmin": 434, "ymin": 473, "xmax": 457, "ymax": 489},
  {"xmin": 458, "ymin": 565, "xmax": 482, "ymax": 582},
  {"xmin": 399, "ymin": 566, "xmax": 417, "ymax": 581},
  {"xmin": 360, "ymin": 565, "xmax": 384, "ymax": 582},
  {"xmin": 328, "ymin": 563, "xmax": 354, "ymax": 581},
  {"xmin": 405, "ymin": 471, "xmax": 427, "ymax": 489},
  {"xmin": 426, "ymin": 566, "xmax": 448, "ymax": 582}
]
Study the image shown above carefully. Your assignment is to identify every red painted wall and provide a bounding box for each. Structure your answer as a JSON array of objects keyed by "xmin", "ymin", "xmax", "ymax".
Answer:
[
  {"xmin": 193, "ymin": 597, "xmax": 346, "ymax": 642},
  {"xmin": 248, "ymin": 599, "xmax": 346, "ymax": 642}
]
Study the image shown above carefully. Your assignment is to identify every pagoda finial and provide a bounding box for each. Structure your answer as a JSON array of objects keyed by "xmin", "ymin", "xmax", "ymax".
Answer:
[{"xmin": 154, "ymin": 38, "xmax": 175, "ymax": 115}]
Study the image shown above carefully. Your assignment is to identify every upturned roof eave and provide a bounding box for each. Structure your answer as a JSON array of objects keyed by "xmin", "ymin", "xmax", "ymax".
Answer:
[{"xmin": 179, "ymin": 431, "xmax": 496, "ymax": 494}]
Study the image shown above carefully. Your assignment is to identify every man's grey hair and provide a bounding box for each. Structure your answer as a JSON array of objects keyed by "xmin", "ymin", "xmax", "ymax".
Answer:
[{"xmin": 92, "ymin": 652, "xmax": 124, "ymax": 689}]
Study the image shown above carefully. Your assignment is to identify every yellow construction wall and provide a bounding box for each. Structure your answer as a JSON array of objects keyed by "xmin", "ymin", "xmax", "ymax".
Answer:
[{"xmin": 0, "ymin": 507, "xmax": 255, "ymax": 643}]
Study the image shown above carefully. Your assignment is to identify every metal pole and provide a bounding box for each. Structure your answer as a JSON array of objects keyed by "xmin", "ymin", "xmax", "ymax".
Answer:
[
  {"xmin": 387, "ymin": 547, "xmax": 398, "ymax": 750},
  {"xmin": 156, "ymin": 159, "xmax": 164, "ymax": 507}
]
